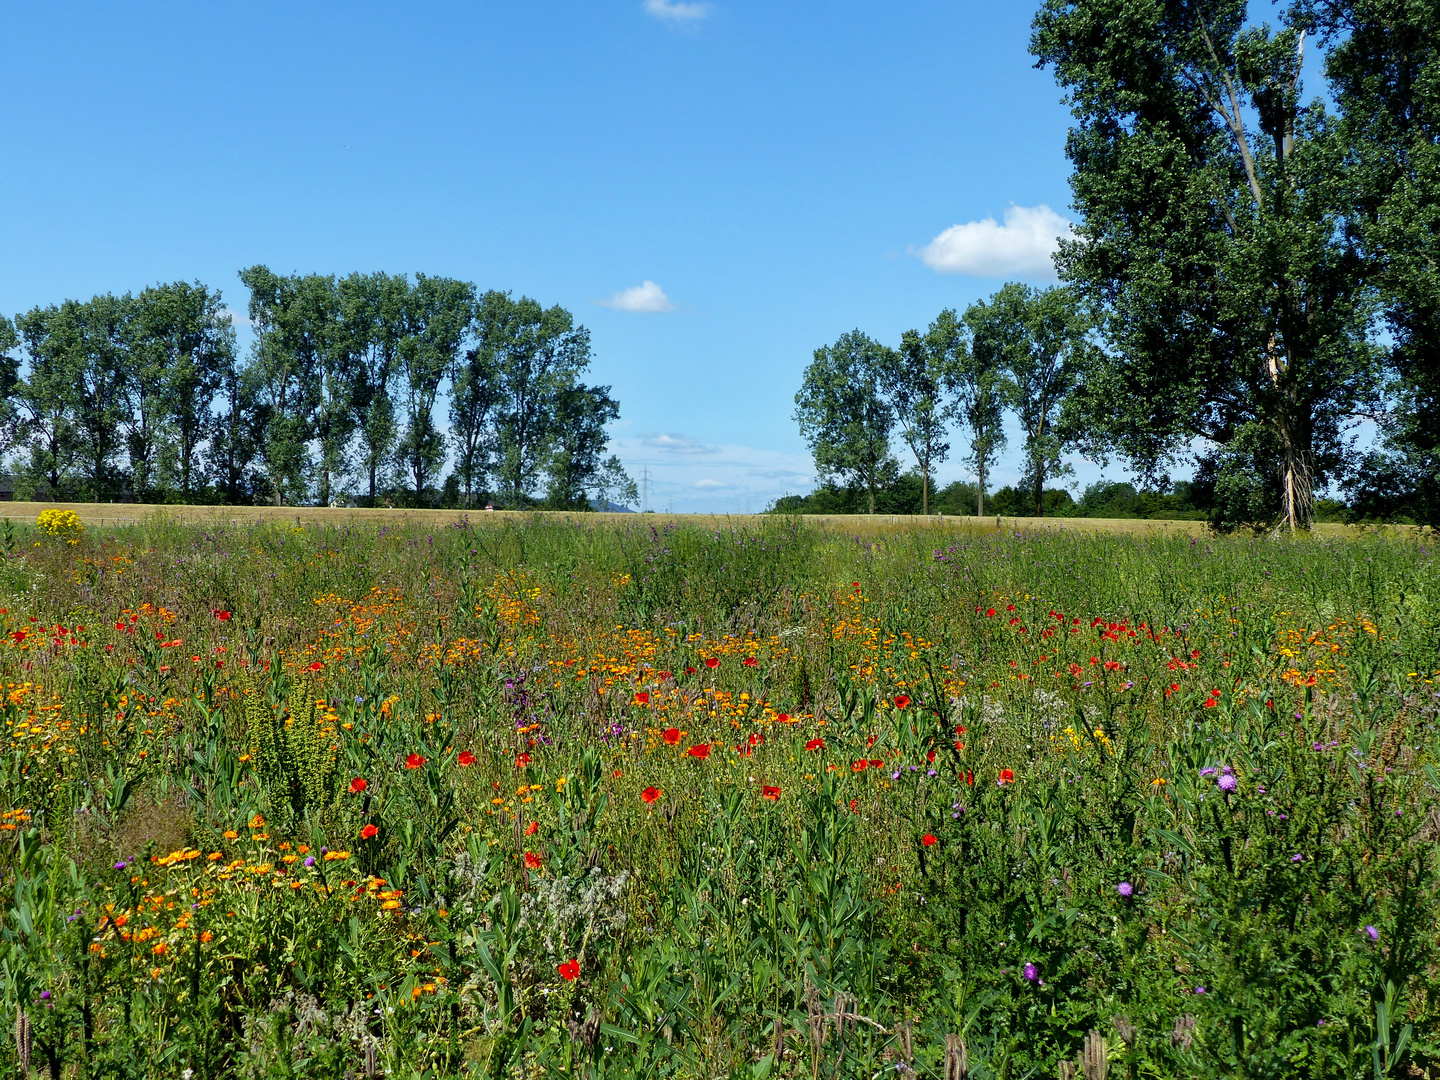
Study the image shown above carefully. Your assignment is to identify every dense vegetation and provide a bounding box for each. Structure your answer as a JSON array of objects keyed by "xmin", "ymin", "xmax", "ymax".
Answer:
[
  {"xmin": 795, "ymin": 3, "xmax": 1440, "ymax": 530},
  {"xmin": 2, "ymin": 515, "xmax": 1437, "ymax": 1078},
  {"xmin": 0, "ymin": 274, "xmax": 637, "ymax": 511},
  {"xmin": 770, "ymin": 475, "xmax": 1353, "ymax": 523}
]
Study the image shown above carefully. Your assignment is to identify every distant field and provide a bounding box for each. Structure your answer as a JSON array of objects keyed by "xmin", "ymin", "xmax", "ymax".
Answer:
[{"xmin": 0, "ymin": 499, "xmax": 1413, "ymax": 539}]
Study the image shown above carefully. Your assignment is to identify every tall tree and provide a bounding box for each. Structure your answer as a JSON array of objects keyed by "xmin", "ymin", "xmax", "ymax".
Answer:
[
  {"xmin": 794, "ymin": 330, "xmax": 896, "ymax": 515},
  {"xmin": 885, "ymin": 311, "xmax": 961, "ymax": 516},
  {"xmin": 53, "ymin": 296, "xmax": 131, "ymax": 500},
  {"xmin": 957, "ymin": 306, "xmax": 1008, "ymax": 516},
  {"xmin": 129, "ymin": 281, "xmax": 235, "ymax": 500},
  {"xmin": 395, "ymin": 275, "xmax": 474, "ymax": 502},
  {"xmin": 1299, "ymin": 1, "xmax": 1440, "ymax": 523},
  {"xmin": 545, "ymin": 383, "xmax": 625, "ymax": 508},
  {"xmin": 13, "ymin": 306, "xmax": 81, "ymax": 498},
  {"xmin": 0, "ymin": 317, "xmax": 23, "ymax": 466},
  {"xmin": 968, "ymin": 284, "xmax": 1088, "ymax": 517},
  {"xmin": 339, "ymin": 272, "xmax": 407, "ymax": 503},
  {"xmin": 479, "ymin": 291, "xmax": 592, "ymax": 507},
  {"xmin": 239, "ymin": 266, "xmax": 322, "ymax": 505},
  {"xmin": 1032, "ymin": 0, "xmax": 1385, "ymax": 530},
  {"xmin": 449, "ymin": 337, "xmax": 500, "ymax": 508}
]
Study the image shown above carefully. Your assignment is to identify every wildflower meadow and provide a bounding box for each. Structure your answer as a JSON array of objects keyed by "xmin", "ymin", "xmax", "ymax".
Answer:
[{"xmin": 2, "ymin": 513, "xmax": 1438, "ymax": 1079}]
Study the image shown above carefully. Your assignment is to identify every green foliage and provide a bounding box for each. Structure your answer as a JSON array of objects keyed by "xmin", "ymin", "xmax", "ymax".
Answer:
[
  {"xmin": 0, "ymin": 517, "xmax": 1437, "ymax": 1078},
  {"xmin": 794, "ymin": 331, "xmax": 898, "ymax": 515},
  {"xmin": 1031, "ymin": 0, "xmax": 1387, "ymax": 531}
]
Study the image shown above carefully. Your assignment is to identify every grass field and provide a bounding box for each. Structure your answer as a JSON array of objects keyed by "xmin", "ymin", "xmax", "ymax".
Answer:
[{"xmin": 2, "ymin": 513, "xmax": 1438, "ymax": 1078}]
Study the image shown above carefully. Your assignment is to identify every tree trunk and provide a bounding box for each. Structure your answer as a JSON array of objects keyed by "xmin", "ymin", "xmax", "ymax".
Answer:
[
  {"xmin": 1268, "ymin": 338, "xmax": 1314, "ymax": 531},
  {"xmin": 922, "ymin": 465, "xmax": 929, "ymax": 516}
]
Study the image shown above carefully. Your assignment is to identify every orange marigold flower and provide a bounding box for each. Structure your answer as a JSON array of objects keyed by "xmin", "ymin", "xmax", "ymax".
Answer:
[{"xmin": 524, "ymin": 851, "xmax": 542, "ymax": 870}]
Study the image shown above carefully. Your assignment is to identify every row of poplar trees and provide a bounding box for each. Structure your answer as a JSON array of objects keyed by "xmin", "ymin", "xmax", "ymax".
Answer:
[
  {"xmin": 799, "ymin": 1, "xmax": 1440, "ymax": 530},
  {"xmin": 0, "ymin": 267, "xmax": 637, "ymax": 509}
]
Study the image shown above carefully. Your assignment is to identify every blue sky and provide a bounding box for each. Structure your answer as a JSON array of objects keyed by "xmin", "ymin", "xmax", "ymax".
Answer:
[{"xmin": 2, "ymin": 1, "xmax": 1095, "ymax": 511}]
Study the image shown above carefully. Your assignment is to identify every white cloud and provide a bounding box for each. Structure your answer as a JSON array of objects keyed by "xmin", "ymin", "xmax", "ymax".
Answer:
[
  {"xmin": 694, "ymin": 478, "xmax": 729, "ymax": 489},
  {"xmin": 218, "ymin": 307, "xmax": 252, "ymax": 327},
  {"xmin": 644, "ymin": 0, "xmax": 709, "ymax": 24},
  {"xmin": 596, "ymin": 280, "xmax": 675, "ymax": 312},
  {"xmin": 642, "ymin": 432, "xmax": 717, "ymax": 454},
  {"xmin": 916, "ymin": 204, "xmax": 1073, "ymax": 279}
]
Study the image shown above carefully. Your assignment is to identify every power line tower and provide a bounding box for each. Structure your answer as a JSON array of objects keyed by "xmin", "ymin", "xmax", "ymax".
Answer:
[{"xmin": 640, "ymin": 467, "xmax": 650, "ymax": 513}]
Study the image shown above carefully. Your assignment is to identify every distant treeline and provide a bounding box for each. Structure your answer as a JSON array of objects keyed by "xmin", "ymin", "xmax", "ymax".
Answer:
[
  {"xmin": 771, "ymin": 474, "xmax": 1354, "ymax": 523},
  {"xmin": 0, "ymin": 269, "xmax": 638, "ymax": 509}
]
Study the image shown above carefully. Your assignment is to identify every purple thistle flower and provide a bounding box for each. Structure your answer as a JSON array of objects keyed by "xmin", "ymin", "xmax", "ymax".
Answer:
[
  {"xmin": 39, "ymin": 990, "xmax": 50, "ymax": 1000},
  {"xmin": 1291, "ymin": 854, "xmax": 1303, "ymax": 862},
  {"xmin": 1117, "ymin": 881, "xmax": 1134, "ymax": 898},
  {"xmin": 1217, "ymin": 774, "xmax": 1238, "ymax": 793},
  {"xmin": 1365, "ymin": 925, "xmax": 1380, "ymax": 942},
  {"xmin": 1023, "ymin": 963, "xmax": 1039, "ymax": 983},
  {"xmin": 1199, "ymin": 767, "xmax": 1217, "ymax": 777},
  {"xmin": 1194, "ymin": 986, "xmax": 1206, "ymax": 995},
  {"xmin": 113, "ymin": 861, "xmax": 128, "ymax": 871},
  {"xmin": 304, "ymin": 856, "xmax": 316, "ymax": 867}
]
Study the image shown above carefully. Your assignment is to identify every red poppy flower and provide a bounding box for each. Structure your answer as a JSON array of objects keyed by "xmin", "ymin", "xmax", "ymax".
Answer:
[
  {"xmin": 687, "ymin": 744, "xmax": 711, "ymax": 759},
  {"xmin": 776, "ymin": 712, "xmax": 791, "ymax": 723},
  {"xmin": 926, "ymin": 750, "xmax": 936, "ymax": 763},
  {"xmin": 806, "ymin": 738, "xmax": 825, "ymax": 751},
  {"xmin": 308, "ymin": 661, "xmax": 323, "ymax": 672},
  {"xmin": 525, "ymin": 821, "xmax": 539, "ymax": 836},
  {"xmin": 663, "ymin": 727, "xmax": 682, "ymax": 746},
  {"xmin": 894, "ymin": 695, "xmax": 911, "ymax": 709},
  {"xmin": 985, "ymin": 608, "xmax": 997, "ymax": 617},
  {"xmin": 457, "ymin": 751, "xmax": 476, "ymax": 766},
  {"xmin": 1103, "ymin": 660, "xmax": 1123, "ymax": 671},
  {"xmin": 685, "ymin": 666, "xmax": 697, "ymax": 674},
  {"xmin": 704, "ymin": 657, "xmax": 720, "ymax": 669},
  {"xmin": 633, "ymin": 691, "xmax": 650, "ymax": 705},
  {"xmin": 524, "ymin": 851, "xmax": 542, "ymax": 870},
  {"xmin": 360, "ymin": 824, "xmax": 379, "ymax": 840},
  {"xmin": 558, "ymin": 959, "xmax": 580, "ymax": 981},
  {"xmin": 762, "ymin": 786, "xmax": 781, "ymax": 800},
  {"xmin": 868, "ymin": 758, "xmax": 884, "ymax": 768},
  {"xmin": 852, "ymin": 760, "xmax": 868, "ymax": 772},
  {"xmin": 641, "ymin": 786, "xmax": 661, "ymax": 805},
  {"xmin": 954, "ymin": 741, "xmax": 965, "ymax": 752},
  {"xmin": 742, "ymin": 657, "xmax": 758, "ymax": 667},
  {"xmin": 921, "ymin": 834, "xmax": 937, "ymax": 846},
  {"xmin": 748, "ymin": 732, "xmax": 764, "ymax": 746},
  {"xmin": 405, "ymin": 753, "xmax": 426, "ymax": 770},
  {"xmin": 998, "ymin": 768, "xmax": 1015, "ymax": 785},
  {"xmin": 515, "ymin": 752, "xmax": 532, "ymax": 768},
  {"xmin": 215, "ymin": 610, "xmax": 232, "ymax": 621},
  {"xmin": 10, "ymin": 630, "xmax": 25, "ymax": 643},
  {"xmin": 656, "ymin": 671, "xmax": 670, "ymax": 680},
  {"xmin": 348, "ymin": 777, "xmax": 368, "ymax": 794},
  {"xmin": 954, "ymin": 725, "xmax": 967, "ymax": 735}
]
